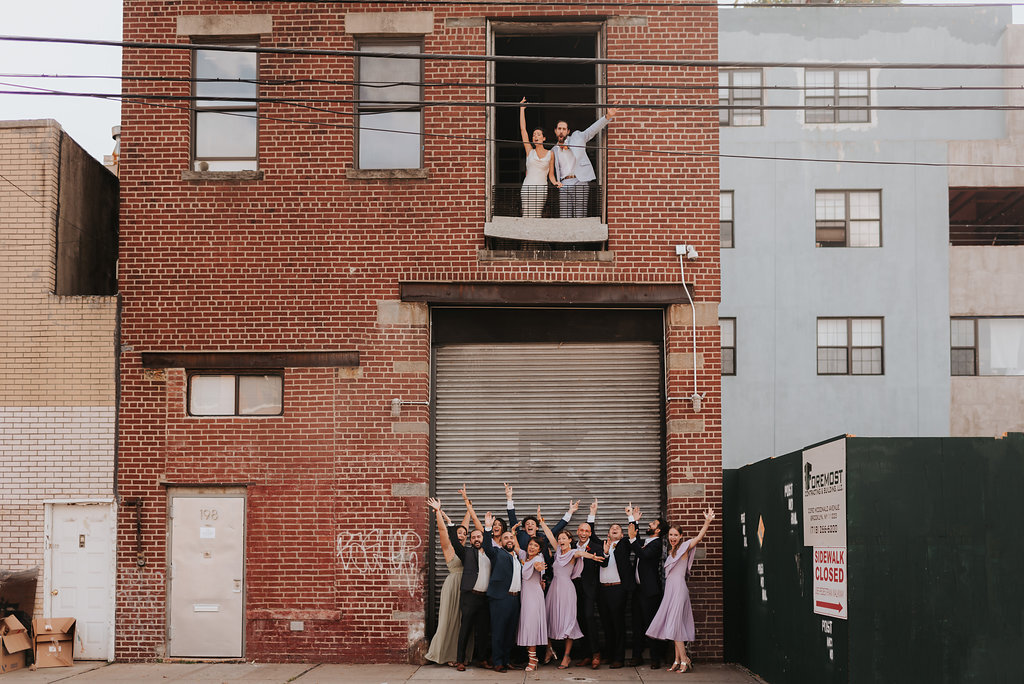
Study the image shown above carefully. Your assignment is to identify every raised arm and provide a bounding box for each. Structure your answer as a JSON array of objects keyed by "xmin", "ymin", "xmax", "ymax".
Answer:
[
  {"xmin": 537, "ymin": 510, "xmax": 558, "ymax": 549},
  {"xmin": 550, "ymin": 499, "xmax": 577, "ymax": 536},
  {"xmin": 428, "ymin": 498, "xmax": 456, "ymax": 563},
  {"xmin": 519, "ymin": 98, "xmax": 533, "ymax": 155},
  {"xmin": 459, "ymin": 484, "xmax": 485, "ymax": 533},
  {"xmin": 505, "ymin": 482, "xmax": 518, "ymax": 528},
  {"xmin": 689, "ymin": 507, "xmax": 715, "ymax": 552}
]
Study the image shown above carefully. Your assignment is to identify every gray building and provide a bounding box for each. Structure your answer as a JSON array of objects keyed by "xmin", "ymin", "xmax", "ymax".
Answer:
[{"xmin": 719, "ymin": 6, "xmax": 1020, "ymax": 467}]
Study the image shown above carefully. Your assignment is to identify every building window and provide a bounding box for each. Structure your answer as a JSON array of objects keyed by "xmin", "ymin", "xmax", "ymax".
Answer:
[
  {"xmin": 815, "ymin": 190, "xmax": 881, "ymax": 247},
  {"xmin": 356, "ymin": 41, "xmax": 423, "ymax": 169},
  {"xmin": 719, "ymin": 69, "xmax": 763, "ymax": 126},
  {"xmin": 805, "ymin": 68, "xmax": 869, "ymax": 124},
  {"xmin": 188, "ymin": 373, "xmax": 283, "ymax": 416},
  {"xmin": 720, "ymin": 191, "xmax": 734, "ymax": 248},
  {"xmin": 193, "ymin": 44, "xmax": 259, "ymax": 171},
  {"xmin": 721, "ymin": 318, "xmax": 736, "ymax": 376},
  {"xmin": 951, "ymin": 317, "xmax": 1024, "ymax": 376},
  {"xmin": 817, "ymin": 318, "xmax": 883, "ymax": 375}
]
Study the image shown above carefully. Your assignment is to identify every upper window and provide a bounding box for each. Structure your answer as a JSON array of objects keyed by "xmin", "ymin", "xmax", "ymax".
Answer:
[
  {"xmin": 719, "ymin": 69, "xmax": 763, "ymax": 127},
  {"xmin": 356, "ymin": 41, "xmax": 423, "ymax": 169},
  {"xmin": 188, "ymin": 373, "xmax": 283, "ymax": 416},
  {"xmin": 951, "ymin": 317, "xmax": 1024, "ymax": 376},
  {"xmin": 816, "ymin": 190, "xmax": 881, "ymax": 248},
  {"xmin": 817, "ymin": 317, "xmax": 884, "ymax": 376},
  {"xmin": 805, "ymin": 68, "xmax": 869, "ymax": 124},
  {"xmin": 720, "ymin": 318, "xmax": 736, "ymax": 376},
  {"xmin": 720, "ymin": 191, "xmax": 734, "ymax": 249},
  {"xmin": 193, "ymin": 44, "xmax": 259, "ymax": 171}
]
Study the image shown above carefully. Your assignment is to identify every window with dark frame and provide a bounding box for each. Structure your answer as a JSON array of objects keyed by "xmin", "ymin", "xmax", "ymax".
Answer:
[
  {"xmin": 720, "ymin": 318, "xmax": 736, "ymax": 376},
  {"xmin": 192, "ymin": 43, "xmax": 259, "ymax": 171},
  {"xmin": 815, "ymin": 190, "xmax": 881, "ymax": 247},
  {"xmin": 805, "ymin": 68, "xmax": 870, "ymax": 124},
  {"xmin": 356, "ymin": 41, "xmax": 423, "ymax": 170},
  {"xmin": 188, "ymin": 373, "xmax": 284, "ymax": 416},
  {"xmin": 817, "ymin": 317, "xmax": 884, "ymax": 376},
  {"xmin": 719, "ymin": 69, "xmax": 763, "ymax": 127},
  {"xmin": 950, "ymin": 317, "xmax": 1024, "ymax": 376},
  {"xmin": 721, "ymin": 191, "xmax": 734, "ymax": 248}
]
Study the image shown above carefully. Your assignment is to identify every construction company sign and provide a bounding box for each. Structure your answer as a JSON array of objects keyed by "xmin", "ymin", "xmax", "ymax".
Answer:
[{"xmin": 803, "ymin": 438, "xmax": 847, "ymax": 620}]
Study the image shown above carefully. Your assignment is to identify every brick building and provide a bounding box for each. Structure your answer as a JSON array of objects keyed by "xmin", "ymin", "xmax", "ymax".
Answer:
[
  {"xmin": 0, "ymin": 119, "xmax": 118, "ymax": 660},
  {"xmin": 118, "ymin": 1, "xmax": 721, "ymax": 662}
]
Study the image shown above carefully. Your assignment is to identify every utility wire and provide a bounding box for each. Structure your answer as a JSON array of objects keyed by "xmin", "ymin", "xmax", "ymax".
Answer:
[
  {"xmin": 2, "ymin": 72, "xmax": 1022, "ymax": 93},
  {"xmin": 204, "ymin": 0, "xmax": 1024, "ymax": 8},
  {"xmin": 4, "ymin": 35, "xmax": 1024, "ymax": 70}
]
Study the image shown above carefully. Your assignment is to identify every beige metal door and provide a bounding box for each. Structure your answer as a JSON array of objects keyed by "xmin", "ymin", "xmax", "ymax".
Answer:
[
  {"xmin": 168, "ymin": 494, "xmax": 245, "ymax": 657},
  {"xmin": 47, "ymin": 502, "xmax": 115, "ymax": 660}
]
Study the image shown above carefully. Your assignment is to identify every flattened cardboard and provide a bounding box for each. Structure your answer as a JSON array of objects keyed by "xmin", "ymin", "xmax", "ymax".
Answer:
[
  {"xmin": 32, "ymin": 618, "xmax": 75, "ymax": 668},
  {"xmin": 0, "ymin": 615, "xmax": 31, "ymax": 675}
]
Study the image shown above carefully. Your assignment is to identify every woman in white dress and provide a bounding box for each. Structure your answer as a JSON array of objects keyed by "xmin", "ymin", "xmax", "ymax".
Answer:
[{"xmin": 519, "ymin": 98, "xmax": 559, "ymax": 218}]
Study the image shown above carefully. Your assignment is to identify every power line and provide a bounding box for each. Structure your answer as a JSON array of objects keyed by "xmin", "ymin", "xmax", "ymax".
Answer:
[
  {"xmin": 4, "ymin": 34, "xmax": 1024, "ymax": 70},
  {"xmin": 196, "ymin": 0, "xmax": 1024, "ymax": 8},
  {"xmin": 2, "ymin": 72, "xmax": 1023, "ymax": 94}
]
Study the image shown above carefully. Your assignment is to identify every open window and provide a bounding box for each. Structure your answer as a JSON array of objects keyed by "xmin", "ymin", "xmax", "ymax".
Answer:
[
  {"xmin": 949, "ymin": 188, "xmax": 1024, "ymax": 245},
  {"xmin": 486, "ymin": 21, "xmax": 607, "ymax": 252}
]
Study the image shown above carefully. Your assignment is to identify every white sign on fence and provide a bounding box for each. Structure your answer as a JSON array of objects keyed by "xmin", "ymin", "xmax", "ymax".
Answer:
[{"xmin": 802, "ymin": 438, "xmax": 847, "ymax": 548}]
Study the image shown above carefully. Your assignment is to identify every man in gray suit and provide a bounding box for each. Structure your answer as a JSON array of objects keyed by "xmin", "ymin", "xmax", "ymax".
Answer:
[{"xmin": 552, "ymin": 107, "xmax": 619, "ymax": 218}]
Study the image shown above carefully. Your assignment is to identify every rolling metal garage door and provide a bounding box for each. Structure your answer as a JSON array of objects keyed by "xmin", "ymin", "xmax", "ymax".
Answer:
[{"xmin": 430, "ymin": 341, "xmax": 664, "ymax": 620}]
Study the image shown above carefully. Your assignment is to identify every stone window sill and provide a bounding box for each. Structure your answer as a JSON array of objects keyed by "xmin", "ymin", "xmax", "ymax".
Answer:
[
  {"xmin": 347, "ymin": 168, "xmax": 429, "ymax": 181},
  {"xmin": 478, "ymin": 249, "xmax": 614, "ymax": 263},
  {"xmin": 181, "ymin": 170, "xmax": 264, "ymax": 182}
]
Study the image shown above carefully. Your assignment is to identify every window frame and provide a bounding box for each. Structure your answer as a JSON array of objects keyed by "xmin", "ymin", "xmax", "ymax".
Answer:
[
  {"xmin": 190, "ymin": 39, "xmax": 260, "ymax": 171},
  {"xmin": 950, "ymin": 316, "xmax": 1024, "ymax": 376},
  {"xmin": 804, "ymin": 68, "xmax": 870, "ymax": 124},
  {"xmin": 950, "ymin": 317, "xmax": 979, "ymax": 376},
  {"xmin": 354, "ymin": 38, "xmax": 425, "ymax": 171},
  {"xmin": 720, "ymin": 190, "xmax": 735, "ymax": 249},
  {"xmin": 720, "ymin": 317, "xmax": 736, "ymax": 376},
  {"xmin": 815, "ymin": 189, "xmax": 882, "ymax": 248},
  {"xmin": 816, "ymin": 317, "xmax": 884, "ymax": 376},
  {"xmin": 719, "ymin": 68, "xmax": 764, "ymax": 127},
  {"xmin": 186, "ymin": 371, "xmax": 285, "ymax": 417}
]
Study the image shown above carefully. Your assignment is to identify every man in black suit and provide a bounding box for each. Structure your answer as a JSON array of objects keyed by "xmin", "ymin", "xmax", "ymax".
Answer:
[
  {"xmin": 597, "ymin": 514, "xmax": 634, "ymax": 669},
  {"xmin": 628, "ymin": 507, "xmax": 666, "ymax": 669},
  {"xmin": 573, "ymin": 499, "xmax": 606, "ymax": 668},
  {"xmin": 482, "ymin": 513, "xmax": 523, "ymax": 673},
  {"xmin": 505, "ymin": 484, "xmax": 578, "ymax": 585},
  {"xmin": 451, "ymin": 526, "xmax": 491, "ymax": 670}
]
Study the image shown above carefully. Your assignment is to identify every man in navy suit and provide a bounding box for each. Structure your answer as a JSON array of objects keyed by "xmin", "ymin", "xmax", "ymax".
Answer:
[
  {"xmin": 450, "ymin": 526, "xmax": 491, "ymax": 670},
  {"xmin": 628, "ymin": 507, "xmax": 666, "ymax": 668},
  {"xmin": 573, "ymin": 499, "xmax": 606, "ymax": 668},
  {"xmin": 483, "ymin": 513, "xmax": 523, "ymax": 673},
  {"xmin": 504, "ymin": 483, "xmax": 578, "ymax": 583}
]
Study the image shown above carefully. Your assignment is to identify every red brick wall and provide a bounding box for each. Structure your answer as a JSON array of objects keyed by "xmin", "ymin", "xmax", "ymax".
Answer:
[{"xmin": 119, "ymin": 0, "xmax": 720, "ymax": 662}]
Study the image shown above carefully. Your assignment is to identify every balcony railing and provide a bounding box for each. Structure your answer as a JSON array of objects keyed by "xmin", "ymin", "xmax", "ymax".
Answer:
[
  {"xmin": 491, "ymin": 184, "xmax": 603, "ymax": 220},
  {"xmin": 949, "ymin": 224, "xmax": 1024, "ymax": 246}
]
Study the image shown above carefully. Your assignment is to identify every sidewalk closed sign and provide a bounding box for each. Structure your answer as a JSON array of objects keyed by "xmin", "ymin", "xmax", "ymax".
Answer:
[
  {"xmin": 803, "ymin": 438, "xmax": 848, "ymax": 620},
  {"xmin": 813, "ymin": 547, "xmax": 848, "ymax": 619}
]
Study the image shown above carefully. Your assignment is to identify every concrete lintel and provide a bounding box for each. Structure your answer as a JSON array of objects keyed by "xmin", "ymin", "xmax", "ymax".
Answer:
[
  {"xmin": 392, "ymin": 482, "xmax": 428, "ymax": 497},
  {"xmin": 391, "ymin": 611, "xmax": 423, "ymax": 621},
  {"xmin": 668, "ymin": 302, "xmax": 719, "ymax": 328},
  {"xmin": 608, "ymin": 16, "xmax": 649, "ymax": 27},
  {"xmin": 668, "ymin": 483, "xmax": 705, "ymax": 499},
  {"xmin": 392, "ymin": 422, "xmax": 429, "ymax": 434},
  {"xmin": 177, "ymin": 15, "xmax": 273, "ymax": 36},
  {"xmin": 445, "ymin": 17, "xmax": 486, "ymax": 28},
  {"xmin": 393, "ymin": 361, "xmax": 429, "ymax": 374},
  {"xmin": 484, "ymin": 216, "xmax": 608, "ymax": 243},
  {"xmin": 667, "ymin": 352, "xmax": 703, "ymax": 371},
  {"xmin": 337, "ymin": 366, "xmax": 362, "ymax": 380},
  {"xmin": 378, "ymin": 300, "xmax": 428, "ymax": 327},
  {"xmin": 667, "ymin": 419, "xmax": 705, "ymax": 434},
  {"xmin": 345, "ymin": 12, "xmax": 434, "ymax": 35}
]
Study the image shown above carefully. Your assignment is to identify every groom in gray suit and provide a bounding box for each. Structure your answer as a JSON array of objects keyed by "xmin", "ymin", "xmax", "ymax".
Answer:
[{"xmin": 552, "ymin": 107, "xmax": 619, "ymax": 218}]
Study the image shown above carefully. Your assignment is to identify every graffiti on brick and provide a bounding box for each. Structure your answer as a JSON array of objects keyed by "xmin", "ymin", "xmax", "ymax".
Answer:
[{"xmin": 336, "ymin": 529, "xmax": 423, "ymax": 595}]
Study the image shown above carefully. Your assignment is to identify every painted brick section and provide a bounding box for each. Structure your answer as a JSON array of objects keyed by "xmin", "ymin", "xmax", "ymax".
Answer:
[
  {"xmin": 0, "ymin": 121, "xmax": 117, "ymax": 616},
  {"xmin": 120, "ymin": 0, "xmax": 721, "ymax": 663}
]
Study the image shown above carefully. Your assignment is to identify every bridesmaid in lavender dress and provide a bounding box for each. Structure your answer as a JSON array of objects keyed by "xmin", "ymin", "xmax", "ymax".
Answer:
[
  {"xmin": 515, "ymin": 536, "xmax": 548, "ymax": 671},
  {"xmin": 539, "ymin": 513, "xmax": 602, "ymax": 669},
  {"xmin": 642, "ymin": 507, "xmax": 715, "ymax": 673}
]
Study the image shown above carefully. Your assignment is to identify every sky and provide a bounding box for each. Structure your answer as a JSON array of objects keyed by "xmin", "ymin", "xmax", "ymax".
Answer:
[{"xmin": 0, "ymin": 0, "xmax": 1021, "ymax": 163}]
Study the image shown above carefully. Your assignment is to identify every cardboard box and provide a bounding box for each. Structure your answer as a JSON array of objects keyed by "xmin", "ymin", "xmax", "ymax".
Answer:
[
  {"xmin": 0, "ymin": 615, "xmax": 31, "ymax": 674},
  {"xmin": 32, "ymin": 618, "xmax": 75, "ymax": 668}
]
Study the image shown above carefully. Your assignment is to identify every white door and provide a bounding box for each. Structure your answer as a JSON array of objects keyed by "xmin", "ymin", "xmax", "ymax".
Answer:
[
  {"xmin": 47, "ymin": 502, "xmax": 115, "ymax": 660},
  {"xmin": 168, "ymin": 495, "xmax": 245, "ymax": 657}
]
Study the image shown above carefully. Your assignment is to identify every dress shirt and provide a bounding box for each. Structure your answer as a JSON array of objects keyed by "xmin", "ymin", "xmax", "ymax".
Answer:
[
  {"xmin": 473, "ymin": 549, "xmax": 491, "ymax": 592},
  {"xmin": 508, "ymin": 552, "xmax": 522, "ymax": 593},
  {"xmin": 599, "ymin": 540, "xmax": 621, "ymax": 583},
  {"xmin": 556, "ymin": 144, "xmax": 576, "ymax": 179}
]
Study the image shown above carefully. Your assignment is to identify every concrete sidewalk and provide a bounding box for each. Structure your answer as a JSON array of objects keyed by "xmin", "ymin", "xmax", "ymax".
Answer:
[{"xmin": 1, "ymin": 661, "xmax": 766, "ymax": 683}]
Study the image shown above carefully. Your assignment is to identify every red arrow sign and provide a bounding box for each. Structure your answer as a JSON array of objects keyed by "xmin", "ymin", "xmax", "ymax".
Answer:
[{"xmin": 815, "ymin": 600, "xmax": 843, "ymax": 611}]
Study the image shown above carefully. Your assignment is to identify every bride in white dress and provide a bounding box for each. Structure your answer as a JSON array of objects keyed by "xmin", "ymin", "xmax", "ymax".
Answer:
[{"xmin": 519, "ymin": 98, "xmax": 559, "ymax": 218}]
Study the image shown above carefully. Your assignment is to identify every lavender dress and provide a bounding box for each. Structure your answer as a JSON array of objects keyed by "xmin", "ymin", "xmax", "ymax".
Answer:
[
  {"xmin": 646, "ymin": 539, "xmax": 697, "ymax": 642},
  {"xmin": 545, "ymin": 547, "xmax": 584, "ymax": 640},
  {"xmin": 517, "ymin": 551, "xmax": 548, "ymax": 646}
]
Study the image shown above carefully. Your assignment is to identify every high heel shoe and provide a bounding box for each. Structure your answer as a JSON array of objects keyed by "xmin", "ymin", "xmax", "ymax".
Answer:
[
  {"xmin": 526, "ymin": 653, "xmax": 539, "ymax": 672},
  {"xmin": 558, "ymin": 655, "xmax": 571, "ymax": 670},
  {"xmin": 679, "ymin": 659, "xmax": 693, "ymax": 673},
  {"xmin": 544, "ymin": 647, "xmax": 555, "ymax": 665},
  {"xmin": 667, "ymin": 660, "xmax": 681, "ymax": 672}
]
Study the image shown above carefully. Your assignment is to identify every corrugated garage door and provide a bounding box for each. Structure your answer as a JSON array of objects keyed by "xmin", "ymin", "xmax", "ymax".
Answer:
[{"xmin": 430, "ymin": 341, "xmax": 664, "ymax": 621}]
